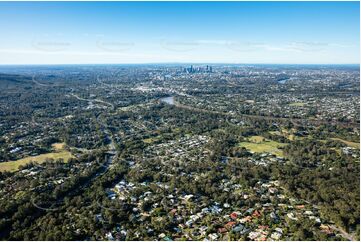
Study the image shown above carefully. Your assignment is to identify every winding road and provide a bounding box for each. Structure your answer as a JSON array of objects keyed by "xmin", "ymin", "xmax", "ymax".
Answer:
[{"xmin": 70, "ymin": 93, "xmax": 115, "ymax": 109}]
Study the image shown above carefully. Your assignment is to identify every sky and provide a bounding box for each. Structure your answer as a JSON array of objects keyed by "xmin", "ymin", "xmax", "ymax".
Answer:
[{"xmin": 0, "ymin": 1, "xmax": 359, "ymax": 64}]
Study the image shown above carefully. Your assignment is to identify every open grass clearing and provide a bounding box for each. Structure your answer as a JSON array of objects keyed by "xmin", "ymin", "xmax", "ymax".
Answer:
[
  {"xmin": 52, "ymin": 142, "xmax": 66, "ymax": 150},
  {"xmin": 239, "ymin": 136, "xmax": 287, "ymax": 157},
  {"xmin": 143, "ymin": 138, "xmax": 155, "ymax": 144},
  {"xmin": 248, "ymin": 135, "xmax": 266, "ymax": 143},
  {"xmin": 0, "ymin": 143, "xmax": 74, "ymax": 172},
  {"xmin": 289, "ymin": 102, "xmax": 306, "ymax": 107}
]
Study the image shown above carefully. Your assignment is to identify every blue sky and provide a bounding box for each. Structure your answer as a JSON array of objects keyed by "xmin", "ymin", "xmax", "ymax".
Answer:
[{"xmin": 0, "ymin": 1, "xmax": 359, "ymax": 64}]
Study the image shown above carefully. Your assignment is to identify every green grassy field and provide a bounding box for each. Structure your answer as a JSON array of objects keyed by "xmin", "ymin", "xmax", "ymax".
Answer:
[
  {"xmin": 239, "ymin": 136, "xmax": 287, "ymax": 157},
  {"xmin": 143, "ymin": 135, "xmax": 162, "ymax": 144},
  {"xmin": 248, "ymin": 135, "xmax": 266, "ymax": 143},
  {"xmin": 0, "ymin": 143, "xmax": 73, "ymax": 172},
  {"xmin": 143, "ymin": 138, "xmax": 155, "ymax": 144},
  {"xmin": 52, "ymin": 142, "xmax": 65, "ymax": 150},
  {"xmin": 289, "ymin": 102, "xmax": 305, "ymax": 107}
]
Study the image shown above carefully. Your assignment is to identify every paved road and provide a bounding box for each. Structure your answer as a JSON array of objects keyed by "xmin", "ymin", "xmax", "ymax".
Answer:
[
  {"xmin": 32, "ymin": 75, "xmax": 49, "ymax": 87},
  {"xmin": 329, "ymin": 225, "xmax": 356, "ymax": 241},
  {"xmin": 70, "ymin": 93, "xmax": 115, "ymax": 109}
]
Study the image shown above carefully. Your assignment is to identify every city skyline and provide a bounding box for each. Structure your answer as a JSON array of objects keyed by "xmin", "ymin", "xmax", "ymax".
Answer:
[{"xmin": 0, "ymin": 1, "xmax": 359, "ymax": 64}]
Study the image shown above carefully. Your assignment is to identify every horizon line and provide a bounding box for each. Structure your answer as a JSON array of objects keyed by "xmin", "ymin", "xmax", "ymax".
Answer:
[{"xmin": 0, "ymin": 62, "xmax": 359, "ymax": 66}]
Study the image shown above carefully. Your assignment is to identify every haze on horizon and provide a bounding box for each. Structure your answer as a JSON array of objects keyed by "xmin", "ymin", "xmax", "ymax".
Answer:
[{"xmin": 0, "ymin": 1, "xmax": 359, "ymax": 65}]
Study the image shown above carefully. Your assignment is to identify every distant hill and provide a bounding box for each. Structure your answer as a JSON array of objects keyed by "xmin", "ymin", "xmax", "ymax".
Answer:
[{"xmin": 0, "ymin": 73, "xmax": 32, "ymax": 88}]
